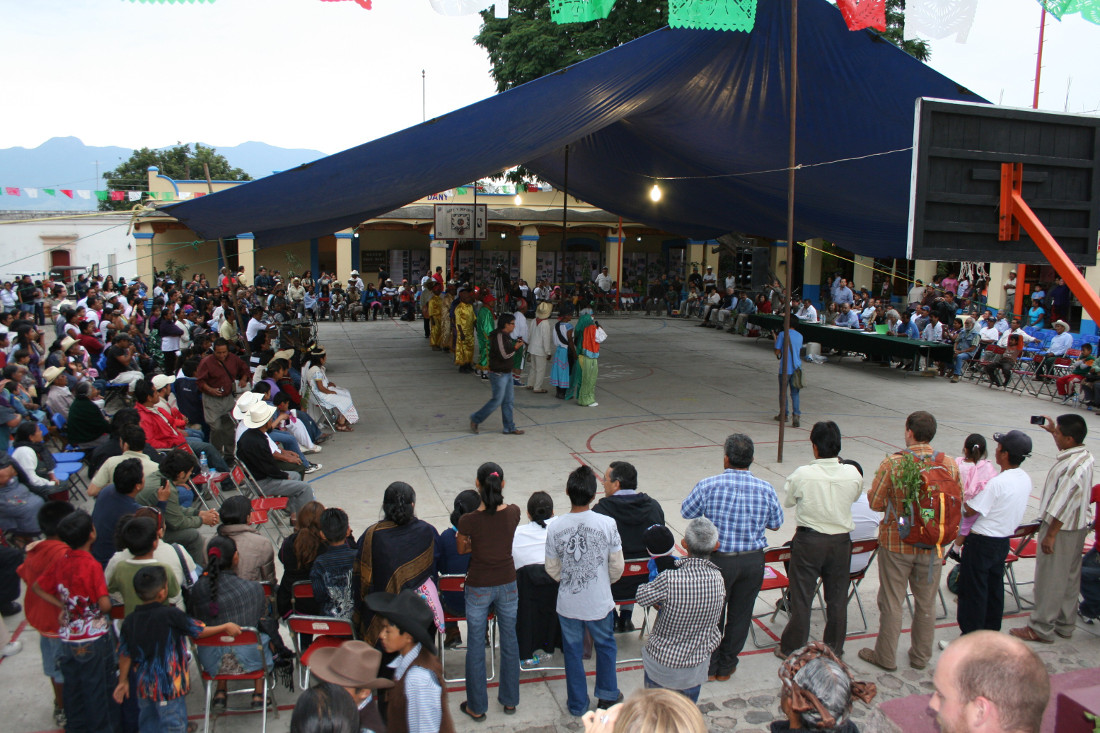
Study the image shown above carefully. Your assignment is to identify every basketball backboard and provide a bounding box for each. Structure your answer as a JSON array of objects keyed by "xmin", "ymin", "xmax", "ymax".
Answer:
[{"xmin": 907, "ymin": 98, "xmax": 1100, "ymax": 266}]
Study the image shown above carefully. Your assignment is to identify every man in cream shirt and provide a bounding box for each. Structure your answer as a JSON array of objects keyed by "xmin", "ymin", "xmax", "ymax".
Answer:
[{"xmin": 776, "ymin": 421, "xmax": 863, "ymax": 658}]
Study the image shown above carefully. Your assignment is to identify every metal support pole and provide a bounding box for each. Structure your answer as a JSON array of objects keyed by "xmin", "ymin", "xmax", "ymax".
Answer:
[{"xmin": 778, "ymin": 0, "xmax": 798, "ymax": 463}]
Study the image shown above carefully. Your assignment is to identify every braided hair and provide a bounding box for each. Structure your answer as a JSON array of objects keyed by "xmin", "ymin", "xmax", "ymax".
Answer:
[
  {"xmin": 381, "ymin": 482, "xmax": 416, "ymax": 526},
  {"xmin": 202, "ymin": 535, "xmax": 237, "ymax": 618}
]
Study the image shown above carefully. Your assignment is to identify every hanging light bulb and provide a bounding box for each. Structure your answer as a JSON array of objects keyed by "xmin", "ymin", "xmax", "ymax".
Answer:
[{"xmin": 649, "ymin": 183, "xmax": 662, "ymax": 202}]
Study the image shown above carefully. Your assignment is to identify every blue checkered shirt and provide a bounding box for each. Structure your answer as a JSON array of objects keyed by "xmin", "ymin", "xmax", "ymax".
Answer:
[{"xmin": 681, "ymin": 469, "xmax": 784, "ymax": 552}]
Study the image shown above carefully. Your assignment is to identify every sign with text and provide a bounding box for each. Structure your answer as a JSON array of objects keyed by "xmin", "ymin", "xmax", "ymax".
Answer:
[{"xmin": 433, "ymin": 203, "xmax": 486, "ymax": 240}]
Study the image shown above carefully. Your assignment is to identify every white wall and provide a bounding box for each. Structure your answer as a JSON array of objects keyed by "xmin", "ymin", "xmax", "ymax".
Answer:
[{"xmin": 0, "ymin": 211, "xmax": 136, "ymax": 282}]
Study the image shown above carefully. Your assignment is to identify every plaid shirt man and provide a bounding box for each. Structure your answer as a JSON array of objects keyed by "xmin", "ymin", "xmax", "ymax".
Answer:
[
  {"xmin": 869, "ymin": 443, "xmax": 960, "ymax": 554},
  {"xmin": 635, "ymin": 557, "xmax": 726, "ymax": 669},
  {"xmin": 681, "ymin": 469, "xmax": 783, "ymax": 552}
]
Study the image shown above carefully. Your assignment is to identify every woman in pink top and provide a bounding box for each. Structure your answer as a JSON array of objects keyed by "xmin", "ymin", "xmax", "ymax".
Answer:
[{"xmin": 948, "ymin": 434, "xmax": 999, "ymax": 561}]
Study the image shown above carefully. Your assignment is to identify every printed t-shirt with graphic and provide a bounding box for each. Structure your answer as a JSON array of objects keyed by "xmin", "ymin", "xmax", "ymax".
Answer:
[
  {"xmin": 119, "ymin": 602, "xmax": 206, "ymax": 701},
  {"xmin": 545, "ymin": 511, "xmax": 622, "ymax": 621},
  {"xmin": 36, "ymin": 548, "xmax": 111, "ymax": 642}
]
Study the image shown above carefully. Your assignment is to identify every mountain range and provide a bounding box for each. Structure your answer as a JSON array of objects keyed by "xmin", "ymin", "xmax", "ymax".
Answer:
[{"xmin": 0, "ymin": 137, "xmax": 327, "ymax": 211}]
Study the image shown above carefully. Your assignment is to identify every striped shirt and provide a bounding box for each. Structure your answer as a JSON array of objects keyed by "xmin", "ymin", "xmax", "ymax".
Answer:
[
  {"xmin": 1039, "ymin": 444, "xmax": 1095, "ymax": 531},
  {"xmin": 389, "ymin": 644, "xmax": 441, "ymax": 733},
  {"xmin": 681, "ymin": 469, "xmax": 783, "ymax": 552}
]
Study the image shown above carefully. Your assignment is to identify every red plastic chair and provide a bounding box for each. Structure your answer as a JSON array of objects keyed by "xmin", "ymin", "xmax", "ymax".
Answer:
[
  {"xmin": 437, "ymin": 574, "xmax": 496, "ymax": 683},
  {"xmin": 1004, "ymin": 521, "xmax": 1042, "ymax": 612},
  {"xmin": 284, "ymin": 610, "xmax": 355, "ymax": 688},
  {"xmin": 750, "ymin": 546, "xmax": 792, "ymax": 648},
  {"xmin": 615, "ymin": 558, "xmax": 655, "ymax": 664},
  {"xmin": 194, "ymin": 627, "xmax": 275, "ymax": 733}
]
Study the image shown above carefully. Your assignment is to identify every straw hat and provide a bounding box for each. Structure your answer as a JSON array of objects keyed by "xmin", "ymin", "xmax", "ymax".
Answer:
[
  {"xmin": 272, "ymin": 349, "xmax": 295, "ymax": 362},
  {"xmin": 242, "ymin": 402, "xmax": 277, "ymax": 430},
  {"xmin": 232, "ymin": 391, "xmax": 262, "ymax": 420},
  {"xmin": 60, "ymin": 336, "xmax": 77, "ymax": 352},
  {"xmin": 536, "ymin": 302, "xmax": 553, "ymax": 319},
  {"xmin": 43, "ymin": 366, "xmax": 65, "ymax": 386}
]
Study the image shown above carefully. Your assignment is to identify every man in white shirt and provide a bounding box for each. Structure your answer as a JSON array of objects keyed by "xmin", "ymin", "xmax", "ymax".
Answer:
[
  {"xmin": 920, "ymin": 313, "xmax": 943, "ymax": 342},
  {"xmin": 595, "ymin": 267, "xmax": 612, "ymax": 293},
  {"xmin": 512, "ymin": 300, "xmax": 529, "ymax": 384},
  {"xmin": 907, "ymin": 279, "xmax": 926, "ymax": 308},
  {"xmin": 1003, "ymin": 270, "xmax": 1017, "ymax": 305},
  {"xmin": 724, "ymin": 273, "xmax": 736, "ymax": 291},
  {"xmin": 795, "ymin": 298, "xmax": 818, "ymax": 323},
  {"xmin": 956, "ymin": 430, "xmax": 1032, "ymax": 635},
  {"xmin": 995, "ymin": 317, "xmax": 1038, "ymax": 348},
  {"xmin": 702, "ymin": 266, "xmax": 717, "ymax": 288},
  {"xmin": 978, "ymin": 315, "xmax": 1000, "ymax": 343},
  {"xmin": 1036, "ymin": 320, "xmax": 1074, "ymax": 375}
]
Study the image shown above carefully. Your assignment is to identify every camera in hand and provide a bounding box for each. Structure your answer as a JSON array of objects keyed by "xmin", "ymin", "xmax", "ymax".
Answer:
[{"xmin": 1030, "ymin": 416, "xmax": 1045, "ymax": 425}]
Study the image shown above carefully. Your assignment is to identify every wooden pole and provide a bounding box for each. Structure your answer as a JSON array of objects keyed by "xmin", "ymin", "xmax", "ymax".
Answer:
[
  {"xmin": 778, "ymin": 0, "xmax": 798, "ymax": 463},
  {"xmin": 561, "ymin": 146, "xmax": 570, "ymax": 290}
]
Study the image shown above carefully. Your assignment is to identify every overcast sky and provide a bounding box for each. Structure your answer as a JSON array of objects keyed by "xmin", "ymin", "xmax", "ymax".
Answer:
[{"xmin": 2, "ymin": 0, "xmax": 1097, "ymax": 156}]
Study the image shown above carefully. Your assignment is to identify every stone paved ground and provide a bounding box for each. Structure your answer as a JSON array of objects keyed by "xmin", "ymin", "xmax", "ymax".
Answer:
[{"xmin": 3, "ymin": 313, "xmax": 1097, "ymax": 732}]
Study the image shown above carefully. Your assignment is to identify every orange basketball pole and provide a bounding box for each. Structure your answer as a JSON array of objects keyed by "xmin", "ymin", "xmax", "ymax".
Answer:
[{"xmin": 999, "ymin": 162, "xmax": 1100, "ymax": 325}]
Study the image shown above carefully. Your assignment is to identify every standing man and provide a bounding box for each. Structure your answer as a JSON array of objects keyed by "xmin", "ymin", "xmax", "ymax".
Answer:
[
  {"xmin": 545, "ymin": 466, "xmax": 624, "ymax": 716},
  {"xmin": 1003, "ymin": 270, "xmax": 1017, "ymax": 310},
  {"xmin": 776, "ymin": 422, "xmax": 863, "ymax": 658},
  {"xmin": 858, "ymin": 411, "xmax": 960, "ymax": 672},
  {"xmin": 956, "ymin": 430, "xmax": 1032, "ymax": 635},
  {"xmin": 468, "ymin": 313, "xmax": 525, "ymax": 436},
  {"xmin": 195, "ymin": 338, "xmax": 250, "ymax": 460},
  {"xmin": 774, "ymin": 326, "xmax": 803, "ymax": 428},
  {"xmin": 1011, "ymin": 413, "xmax": 1094, "ymax": 643},
  {"xmin": 592, "ymin": 461, "xmax": 665, "ymax": 632},
  {"xmin": 681, "ymin": 434, "xmax": 783, "ymax": 680}
]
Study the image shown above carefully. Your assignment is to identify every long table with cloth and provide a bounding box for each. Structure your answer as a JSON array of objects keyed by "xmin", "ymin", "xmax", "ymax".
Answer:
[{"xmin": 746, "ymin": 314, "xmax": 954, "ymax": 371}]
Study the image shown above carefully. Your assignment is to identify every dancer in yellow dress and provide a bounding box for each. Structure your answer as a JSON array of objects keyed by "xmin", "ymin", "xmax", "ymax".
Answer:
[
  {"xmin": 453, "ymin": 287, "xmax": 476, "ymax": 373},
  {"xmin": 427, "ymin": 281, "xmax": 445, "ymax": 351}
]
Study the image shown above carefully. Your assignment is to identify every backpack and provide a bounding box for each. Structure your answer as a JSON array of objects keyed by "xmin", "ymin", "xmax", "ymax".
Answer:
[{"xmin": 888, "ymin": 451, "xmax": 962, "ymax": 555}]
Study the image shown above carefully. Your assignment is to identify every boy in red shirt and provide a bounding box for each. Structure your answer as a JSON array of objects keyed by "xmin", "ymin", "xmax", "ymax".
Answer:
[
  {"xmin": 33, "ymin": 509, "xmax": 120, "ymax": 733},
  {"xmin": 17, "ymin": 501, "xmax": 76, "ymax": 729}
]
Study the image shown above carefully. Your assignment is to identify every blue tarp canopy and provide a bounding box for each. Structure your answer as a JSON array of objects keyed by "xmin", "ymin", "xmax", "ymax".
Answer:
[{"xmin": 164, "ymin": 0, "xmax": 986, "ymax": 258}]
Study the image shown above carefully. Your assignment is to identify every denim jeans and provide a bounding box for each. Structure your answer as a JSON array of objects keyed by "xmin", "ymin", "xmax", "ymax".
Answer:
[
  {"xmin": 184, "ymin": 438, "xmax": 229, "ymax": 471},
  {"xmin": 470, "ymin": 372, "xmax": 515, "ymax": 433},
  {"xmin": 138, "ymin": 696, "xmax": 188, "ymax": 733},
  {"xmin": 953, "ymin": 352, "xmax": 972, "ymax": 376},
  {"xmin": 643, "ymin": 671, "xmax": 700, "ymax": 703},
  {"xmin": 779, "ymin": 373, "xmax": 800, "ymax": 416},
  {"xmin": 58, "ymin": 632, "xmax": 120, "ymax": 733},
  {"xmin": 559, "ymin": 612, "xmax": 619, "ymax": 716},
  {"xmin": 298, "ymin": 411, "xmax": 322, "ymax": 441},
  {"xmin": 270, "ymin": 430, "xmax": 310, "ymax": 467},
  {"xmin": 464, "ymin": 582, "xmax": 519, "ymax": 714}
]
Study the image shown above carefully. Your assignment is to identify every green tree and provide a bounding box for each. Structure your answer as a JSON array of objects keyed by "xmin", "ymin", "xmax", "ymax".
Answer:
[
  {"xmin": 885, "ymin": 0, "xmax": 931, "ymax": 62},
  {"xmin": 99, "ymin": 142, "xmax": 252, "ymax": 211}
]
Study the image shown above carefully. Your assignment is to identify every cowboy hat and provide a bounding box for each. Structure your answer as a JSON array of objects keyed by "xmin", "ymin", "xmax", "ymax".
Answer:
[
  {"xmin": 151, "ymin": 374, "xmax": 176, "ymax": 391},
  {"xmin": 242, "ymin": 402, "xmax": 277, "ymax": 430},
  {"xmin": 365, "ymin": 590, "xmax": 437, "ymax": 654},
  {"xmin": 272, "ymin": 349, "xmax": 295, "ymax": 362},
  {"xmin": 60, "ymin": 336, "xmax": 77, "ymax": 352},
  {"xmin": 1053, "ymin": 320, "xmax": 1070, "ymax": 331},
  {"xmin": 307, "ymin": 641, "xmax": 394, "ymax": 691},
  {"xmin": 232, "ymin": 391, "xmax": 262, "ymax": 420},
  {"xmin": 43, "ymin": 366, "xmax": 65, "ymax": 386},
  {"xmin": 536, "ymin": 302, "xmax": 553, "ymax": 319}
]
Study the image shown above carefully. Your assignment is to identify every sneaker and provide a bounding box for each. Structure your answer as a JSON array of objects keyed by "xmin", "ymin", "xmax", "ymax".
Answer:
[
  {"xmin": 0, "ymin": 641, "xmax": 22, "ymax": 658},
  {"xmin": 304, "ymin": 464, "xmax": 322, "ymax": 474},
  {"xmin": 791, "ymin": 416, "xmax": 800, "ymax": 428},
  {"xmin": 587, "ymin": 402, "xmax": 599, "ymax": 407},
  {"xmin": 305, "ymin": 446, "xmax": 322, "ymax": 454},
  {"xmin": 950, "ymin": 375, "xmax": 960, "ymax": 383},
  {"xmin": 938, "ymin": 639, "xmax": 951, "ymax": 651},
  {"xmin": 596, "ymin": 692, "xmax": 624, "ymax": 710},
  {"xmin": 53, "ymin": 706, "xmax": 66, "ymax": 728}
]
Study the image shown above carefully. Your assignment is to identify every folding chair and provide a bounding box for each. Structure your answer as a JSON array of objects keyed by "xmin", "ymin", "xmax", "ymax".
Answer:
[
  {"xmin": 810, "ymin": 538, "xmax": 879, "ymax": 636},
  {"xmin": 1034, "ymin": 357, "xmax": 1071, "ymax": 400},
  {"xmin": 1004, "ymin": 521, "xmax": 1042, "ymax": 612},
  {"xmin": 285, "ymin": 599, "xmax": 355, "ymax": 689},
  {"xmin": 614, "ymin": 558, "xmax": 654, "ymax": 664},
  {"xmin": 234, "ymin": 462, "xmax": 292, "ymax": 542},
  {"xmin": 179, "ymin": 442, "xmax": 231, "ymax": 510},
  {"xmin": 194, "ymin": 627, "xmax": 277, "ymax": 733},
  {"xmin": 436, "ymin": 574, "xmax": 496, "ymax": 683},
  {"xmin": 750, "ymin": 546, "xmax": 792, "ymax": 648},
  {"xmin": 300, "ymin": 378, "xmax": 339, "ymax": 434}
]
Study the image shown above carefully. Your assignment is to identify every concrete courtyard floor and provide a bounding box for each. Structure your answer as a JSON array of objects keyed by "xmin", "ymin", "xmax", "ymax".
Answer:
[{"xmin": 3, "ymin": 313, "xmax": 1098, "ymax": 732}]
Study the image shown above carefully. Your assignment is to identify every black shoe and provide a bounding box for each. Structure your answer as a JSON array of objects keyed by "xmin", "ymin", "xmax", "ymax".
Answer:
[
  {"xmin": 0, "ymin": 601, "xmax": 22, "ymax": 617},
  {"xmin": 946, "ymin": 547, "xmax": 963, "ymax": 563},
  {"xmin": 596, "ymin": 693, "xmax": 624, "ymax": 710}
]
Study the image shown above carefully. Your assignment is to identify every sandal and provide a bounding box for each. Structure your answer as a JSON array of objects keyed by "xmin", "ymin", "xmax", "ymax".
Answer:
[
  {"xmin": 212, "ymin": 690, "xmax": 228, "ymax": 711},
  {"xmin": 459, "ymin": 702, "xmax": 486, "ymax": 722},
  {"xmin": 503, "ymin": 705, "xmax": 517, "ymax": 715},
  {"xmin": 335, "ymin": 424, "xmax": 354, "ymax": 432},
  {"xmin": 251, "ymin": 692, "xmax": 266, "ymax": 709},
  {"xmin": 1009, "ymin": 626, "xmax": 1054, "ymax": 644}
]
